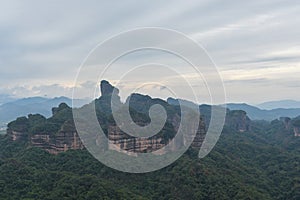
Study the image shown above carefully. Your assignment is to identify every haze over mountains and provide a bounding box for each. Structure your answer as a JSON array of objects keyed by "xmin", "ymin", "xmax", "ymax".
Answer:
[
  {"xmin": 257, "ymin": 100, "xmax": 300, "ymax": 110},
  {"xmin": 0, "ymin": 97, "xmax": 89, "ymax": 126},
  {"xmin": 2, "ymin": 80, "xmax": 300, "ymax": 199},
  {"xmin": 1, "ymin": 94, "xmax": 300, "ymax": 127},
  {"xmin": 0, "ymin": 91, "xmax": 299, "ymax": 127},
  {"xmin": 225, "ymin": 103, "xmax": 300, "ymax": 121},
  {"xmin": 165, "ymin": 98, "xmax": 300, "ymax": 121},
  {"xmin": 0, "ymin": 94, "xmax": 16, "ymax": 105}
]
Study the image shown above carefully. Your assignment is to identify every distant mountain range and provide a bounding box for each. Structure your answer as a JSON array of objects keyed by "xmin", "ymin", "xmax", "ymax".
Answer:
[
  {"xmin": 225, "ymin": 103, "xmax": 300, "ymax": 121},
  {"xmin": 0, "ymin": 94, "xmax": 16, "ymax": 105},
  {"xmin": 1, "ymin": 94, "xmax": 299, "ymax": 126},
  {"xmin": 0, "ymin": 96, "xmax": 89, "ymax": 126},
  {"xmin": 168, "ymin": 98, "xmax": 300, "ymax": 121},
  {"xmin": 2, "ymin": 81, "xmax": 300, "ymax": 199},
  {"xmin": 257, "ymin": 100, "xmax": 300, "ymax": 110}
]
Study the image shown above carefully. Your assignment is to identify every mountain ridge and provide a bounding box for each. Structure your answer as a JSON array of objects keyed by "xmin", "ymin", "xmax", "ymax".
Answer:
[
  {"xmin": 0, "ymin": 96, "xmax": 89, "ymax": 126},
  {"xmin": 257, "ymin": 99, "xmax": 300, "ymax": 110},
  {"xmin": 225, "ymin": 103, "xmax": 300, "ymax": 121}
]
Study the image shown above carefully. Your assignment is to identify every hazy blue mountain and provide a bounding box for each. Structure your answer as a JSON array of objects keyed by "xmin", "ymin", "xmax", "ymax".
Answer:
[
  {"xmin": 0, "ymin": 96, "xmax": 89, "ymax": 126},
  {"xmin": 168, "ymin": 98, "xmax": 300, "ymax": 121},
  {"xmin": 0, "ymin": 94, "xmax": 16, "ymax": 105},
  {"xmin": 226, "ymin": 103, "xmax": 300, "ymax": 121},
  {"xmin": 257, "ymin": 99, "xmax": 300, "ymax": 110}
]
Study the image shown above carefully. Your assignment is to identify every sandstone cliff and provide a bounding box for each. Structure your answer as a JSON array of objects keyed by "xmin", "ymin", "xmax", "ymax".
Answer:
[
  {"xmin": 7, "ymin": 80, "xmax": 256, "ymax": 155},
  {"xmin": 292, "ymin": 119, "xmax": 300, "ymax": 137},
  {"xmin": 225, "ymin": 110, "xmax": 251, "ymax": 132}
]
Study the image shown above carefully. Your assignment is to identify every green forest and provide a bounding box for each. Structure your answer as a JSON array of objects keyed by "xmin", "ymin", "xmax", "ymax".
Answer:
[
  {"xmin": 0, "ymin": 116, "xmax": 299, "ymax": 199},
  {"xmin": 1, "ymin": 81, "xmax": 300, "ymax": 199}
]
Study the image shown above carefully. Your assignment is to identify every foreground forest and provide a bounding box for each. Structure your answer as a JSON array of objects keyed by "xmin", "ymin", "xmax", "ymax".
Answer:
[
  {"xmin": 1, "ymin": 81, "xmax": 300, "ymax": 199},
  {"xmin": 0, "ymin": 117, "xmax": 299, "ymax": 199}
]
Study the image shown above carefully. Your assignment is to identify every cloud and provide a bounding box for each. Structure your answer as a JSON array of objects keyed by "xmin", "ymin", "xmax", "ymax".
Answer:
[
  {"xmin": 160, "ymin": 86, "xmax": 167, "ymax": 91},
  {"xmin": 0, "ymin": 0, "xmax": 300, "ymax": 103},
  {"xmin": 224, "ymin": 78, "xmax": 268, "ymax": 84},
  {"xmin": 0, "ymin": 81, "xmax": 100, "ymax": 99}
]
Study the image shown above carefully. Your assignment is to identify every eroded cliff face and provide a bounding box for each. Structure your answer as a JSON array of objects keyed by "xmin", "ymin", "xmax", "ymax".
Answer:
[
  {"xmin": 7, "ymin": 119, "xmax": 206, "ymax": 155},
  {"xmin": 8, "ymin": 120, "xmax": 206, "ymax": 155},
  {"xmin": 276, "ymin": 117, "xmax": 300, "ymax": 137},
  {"xmin": 8, "ymin": 129, "xmax": 84, "ymax": 154},
  {"xmin": 8, "ymin": 130, "xmax": 28, "ymax": 141},
  {"xmin": 293, "ymin": 127, "xmax": 300, "ymax": 137},
  {"xmin": 7, "ymin": 114, "xmax": 206, "ymax": 155},
  {"xmin": 108, "ymin": 125, "xmax": 164, "ymax": 153},
  {"xmin": 225, "ymin": 110, "xmax": 251, "ymax": 132},
  {"xmin": 107, "ymin": 117, "xmax": 207, "ymax": 154},
  {"xmin": 6, "ymin": 116, "xmax": 29, "ymax": 141},
  {"xmin": 291, "ymin": 119, "xmax": 300, "ymax": 137},
  {"xmin": 30, "ymin": 131, "xmax": 84, "ymax": 154},
  {"xmin": 280, "ymin": 117, "xmax": 292, "ymax": 130},
  {"xmin": 7, "ymin": 80, "xmax": 256, "ymax": 155},
  {"xmin": 7, "ymin": 106, "xmax": 84, "ymax": 154},
  {"xmin": 191, "ymin": 119, "xmax": 206, "ymax": 148}
]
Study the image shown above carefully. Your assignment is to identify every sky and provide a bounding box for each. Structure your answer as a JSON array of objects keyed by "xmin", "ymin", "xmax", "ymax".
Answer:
[{"xmin": 0, "ymin": 0, "xmax": 300, "ymax": 104}]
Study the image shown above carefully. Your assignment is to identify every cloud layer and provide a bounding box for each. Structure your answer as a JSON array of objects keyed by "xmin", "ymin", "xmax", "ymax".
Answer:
[{"xmin": 0, "ymin": 0, "xmax": 299, "ymax": 103}]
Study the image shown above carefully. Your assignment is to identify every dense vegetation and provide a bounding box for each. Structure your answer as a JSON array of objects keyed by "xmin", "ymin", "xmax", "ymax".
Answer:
[
  {"xmin": 7, "ymin": 103, "xmax": 72, "ymax": 137},
  {"xmin": 0, "ymin": 117, "xmax": 299, "ymax": 199},
  {"xmin": 2, "ymin": 82, "xmax": 300, "ymax": 199}
]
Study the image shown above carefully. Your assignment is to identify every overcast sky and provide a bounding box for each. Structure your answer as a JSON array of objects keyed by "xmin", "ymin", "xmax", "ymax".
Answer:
[{"xmin": 0, "ymin": 0, "xmax": 300, "ymax": 104}]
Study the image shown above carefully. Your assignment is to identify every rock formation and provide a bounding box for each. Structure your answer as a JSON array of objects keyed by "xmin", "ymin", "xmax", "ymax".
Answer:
[
  {"xmin": 292, "ymin": 119, "xmax": 300, "ymax": 137},
  {"xmin": 293, "ymin": 127, "xmax": 300, "ymax": 137},
  {"xmin": 8, "ymin": 120, "xmax": 84, "ymax": 154},
  {"xmin": 100, "ymin": 80, "xmax": 119, "ymax": 96},
  {"xmin": 7, "ymin": 80, "xmax": 255, "ymax": 155},
  {"xmin": 29, "ymin": 131, "xmax": 84, "ymax": 155},
  {"xmin": 225, "ymin": 110, "xmax": 251, "ymax": 132},
  {"xmin": 108, "ymin": 125, "xmax": 164, "ymax": 153},
  {"xmin": 280, "ymin": 117, "xmax": 292, "ymax": 130}
]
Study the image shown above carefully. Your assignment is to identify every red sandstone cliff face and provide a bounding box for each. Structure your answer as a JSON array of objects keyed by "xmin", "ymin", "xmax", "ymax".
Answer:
[
  {"xmin": 225, "ymin": 110, "xmax": 251, "ymax": 132},
  {"xmin": 8, "ymin": 130, "xmax": 84, "ymax": 154},
  {"xmin": 280, "ymin": 117, "xmax": 292, "ymax": 130},
  {"xmin": 107, "ymin": 119, "xmax": 206, "ymax": 154},
  {"xmin": 8, "ymin": 130, "xmax": 28, "ymax": 141},
  {"xmin": 191, "ymin": 119, "xmax": 206, "ymax": 148},
  {"xmin": 8, "ymin": 117, "xmax": 207, "ymax": 155},
  {"xmin": 292, "ymin": 119, "xmax": 300, "ymax": 137},
  {"xmin": 108, "ymin": 125, "xmax": 164, "ymax": 153},
  {"xmin": 6, "ymin": 81, "xmax": 259, "ymax": 155},
  {"xmin": 294, "ymin": 126, "xmax": 300, "ymax": 137},
  {"xmin": 30, "ymin": 131, "xmax": 84, "ymax": 154}
]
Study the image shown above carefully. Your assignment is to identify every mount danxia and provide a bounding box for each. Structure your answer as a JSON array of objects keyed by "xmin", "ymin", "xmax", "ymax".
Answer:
[
  {"xmin": 0, "ymin": 81, "xmax": 300, "ymax": 199},
  {"xmin": 6, "ymin": 81, "xmax": 300, "ymax": 155}
]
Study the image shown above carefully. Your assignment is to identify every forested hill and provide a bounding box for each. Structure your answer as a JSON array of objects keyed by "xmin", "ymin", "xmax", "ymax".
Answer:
[
  {"xmin": 0, "ymin": 116, "xmax": 299, "ymax": 199},
  {"xmin": 1, "ymin": 81, "xmax": 300, "ymax": 199},
  {"xmin": 5, "ymin": 81, "xmax": 251, "ymax": 154}
]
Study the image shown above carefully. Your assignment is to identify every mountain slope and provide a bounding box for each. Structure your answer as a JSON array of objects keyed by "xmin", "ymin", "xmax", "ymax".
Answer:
[
  {"xmin": 258, "ymin": 100, "xmax": 300, "ymax": 110},
  {"xmin": 226, "ymin": 103, "xmax": 300, "ymax": 121},
  {"xmin": 0, "ymin": 117, "xmax": 299, "ymax": 199},
  {"xmin": 1, "ymin": 80, "xmax": 300, "ymax": 199}
]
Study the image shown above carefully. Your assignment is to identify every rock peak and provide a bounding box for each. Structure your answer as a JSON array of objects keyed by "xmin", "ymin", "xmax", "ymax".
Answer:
[{"xmin": 100, "ymin": 80, "xmax": 119, "ymax": 97}]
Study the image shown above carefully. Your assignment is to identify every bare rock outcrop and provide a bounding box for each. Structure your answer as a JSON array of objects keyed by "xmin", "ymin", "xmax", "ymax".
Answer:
[
  {"xmin": 225, "ymin": 110, "xmax": 251, "ymax": 132},
  {"xmin": 7, "ymin": 80, "xmax": 209, "ymax": 155}
]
